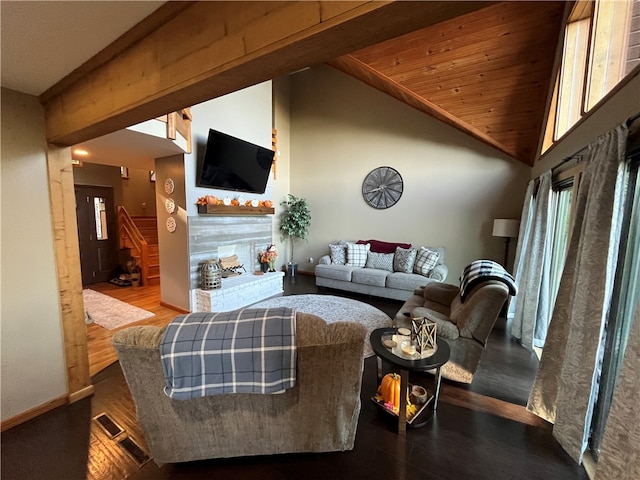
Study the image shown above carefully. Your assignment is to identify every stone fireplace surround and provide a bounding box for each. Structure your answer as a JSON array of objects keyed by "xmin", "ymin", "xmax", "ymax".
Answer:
[{"xmin": 188, "ymin": 214, "xmax": 279, "ymax": 311}]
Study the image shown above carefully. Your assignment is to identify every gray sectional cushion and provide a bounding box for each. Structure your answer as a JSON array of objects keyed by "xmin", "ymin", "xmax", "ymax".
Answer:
[
  {"xmin": 314, "ymin": 264, "xmax": 355, "ymax": 282},
  {"xmin": 352, "ymin": 268, "xmax": 389, "ymax": 287},
  {"xmin": 365, "ymin": 252, "xmax": 394, "ymax": 271},
  {"xmin": 386, "ymin": 272, "xmax": 430, "ymax": 291}
]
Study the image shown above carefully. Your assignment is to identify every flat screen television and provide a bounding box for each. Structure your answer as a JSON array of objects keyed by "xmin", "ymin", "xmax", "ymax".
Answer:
[{"xmin": 196, "ymin": 129, "xmax": 275, "ymax": 194}]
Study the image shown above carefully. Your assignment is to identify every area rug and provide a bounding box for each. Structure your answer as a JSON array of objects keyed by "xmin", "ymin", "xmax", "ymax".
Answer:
[
  {"xmin": 252, "ymin": 294, "xmax": 392, "ymax": 358},
  {"xmin": 83, "ymin": 289, "xmax": 155, "ymax": 330}
]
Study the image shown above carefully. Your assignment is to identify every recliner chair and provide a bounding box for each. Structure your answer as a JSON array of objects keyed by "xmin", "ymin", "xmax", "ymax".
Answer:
[{"xmin": 394, "ymin": 280, "xmax": 509, "ymax": 384}]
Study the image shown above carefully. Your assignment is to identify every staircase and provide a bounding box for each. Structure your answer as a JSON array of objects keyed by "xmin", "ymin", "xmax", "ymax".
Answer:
[
  {"xmin": 129, "ymin": 216, "xmax": 160, "ymax": 285},
  {"xmin": 118, "ymin": 207, "xmax": 160, "ymax": 285}
]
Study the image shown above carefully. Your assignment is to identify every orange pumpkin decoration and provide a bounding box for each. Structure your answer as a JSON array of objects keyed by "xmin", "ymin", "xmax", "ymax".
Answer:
[
  {"xmin": 378, "ymin": 373, "xmax": 401, "ymax": 412},
  {"xmin": 263, "ymin": 200, "xmax": 273, "ymax": 208}
]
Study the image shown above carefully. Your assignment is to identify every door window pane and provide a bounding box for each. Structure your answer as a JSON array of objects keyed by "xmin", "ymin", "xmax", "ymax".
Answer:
[{"xmin": 94, "ymin": 197, "xmax": 108, "ymax": 240}]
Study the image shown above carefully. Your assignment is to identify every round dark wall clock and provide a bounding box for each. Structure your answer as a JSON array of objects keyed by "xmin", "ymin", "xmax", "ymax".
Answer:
[{"xmin": 362, "ymin": 166, "xmax": 404, "ymax": 209}]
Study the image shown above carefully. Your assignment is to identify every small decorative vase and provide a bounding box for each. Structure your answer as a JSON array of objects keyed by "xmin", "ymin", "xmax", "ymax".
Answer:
[
  {"xmin": 268, "ymin": 259, "xmax": 276, "ymax": 272},
  {"xmin": 260, "ymin": 262, "xmax": 269, "ymax": 273}
]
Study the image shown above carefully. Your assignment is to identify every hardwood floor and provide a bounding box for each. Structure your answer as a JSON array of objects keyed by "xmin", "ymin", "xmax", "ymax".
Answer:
[
  {"xmin": 85, "ymin": 283, "xmax": 181, "ymax": 377},
  {"xmin": 1, "ymin": 275, "xmax": 587, "ymax": 479}
]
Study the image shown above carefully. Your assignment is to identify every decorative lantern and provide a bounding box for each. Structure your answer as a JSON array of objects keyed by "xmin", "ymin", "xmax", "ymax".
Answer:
[
  {"xmin": 200, "ymin": 260, "xmax": 222, "ymax": 290},
  {"xmin": 410, "ymin": 317, "xmax": 437, "ymax": 356}
]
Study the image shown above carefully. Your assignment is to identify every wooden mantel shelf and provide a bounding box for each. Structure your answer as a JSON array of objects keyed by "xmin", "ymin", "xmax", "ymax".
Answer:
[{"xmin": 197, "ymin": 205, "xmax": 275, "ymax": 215}]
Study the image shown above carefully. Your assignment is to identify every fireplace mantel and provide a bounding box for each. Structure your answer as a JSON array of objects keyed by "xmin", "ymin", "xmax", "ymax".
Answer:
[{"xmin": 197, "ymin": 205, "xmax": 275, "ymax": 215}]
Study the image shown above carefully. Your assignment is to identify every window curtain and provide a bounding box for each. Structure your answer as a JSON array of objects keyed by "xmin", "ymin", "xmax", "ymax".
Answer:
[
  {"xmin": 508, "ymin": 170, "xmax": 553, "ymax": 349},
  {"xmin": 527, "ymin": 124, "xmax": 628, "ymax": 463},
  {"xmin": 595, "ymin": 303, "xmax": 640, "ymax": 479}
]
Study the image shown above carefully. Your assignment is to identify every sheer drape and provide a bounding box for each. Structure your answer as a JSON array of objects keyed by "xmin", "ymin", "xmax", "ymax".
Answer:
[
  {"xmin": 527, "ymin": 124, "xmax": 628, "ymax": 463},
  {"xmin": 508, "ymin": 170, "xmax": 553, "ymax": 349}
]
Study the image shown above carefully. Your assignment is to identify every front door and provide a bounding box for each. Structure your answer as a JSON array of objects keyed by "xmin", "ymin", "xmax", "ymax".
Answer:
[{"xmin": 75, "ymin": 185, "xmax": 118, "ymax": 285}]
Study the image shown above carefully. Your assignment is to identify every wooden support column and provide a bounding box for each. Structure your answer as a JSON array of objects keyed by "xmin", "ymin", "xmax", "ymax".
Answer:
[
  {"xmin": 41, "ymin": 1, "xmax": 493, "ymax": 146},
  {"xmin": 46, "ymin": 146, "xmax": 93, "ymax": 403}
]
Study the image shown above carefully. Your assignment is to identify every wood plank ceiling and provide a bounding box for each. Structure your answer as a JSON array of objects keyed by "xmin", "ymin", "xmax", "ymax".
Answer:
[{"xmin": 329, "ymin": 1, "xmax": 568, "ymax": 165}]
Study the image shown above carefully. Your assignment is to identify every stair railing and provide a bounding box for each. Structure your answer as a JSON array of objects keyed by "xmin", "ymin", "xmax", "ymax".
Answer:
[{"xmin": 117, "ymin": 206, "xmax": 150, "ymax": 286}]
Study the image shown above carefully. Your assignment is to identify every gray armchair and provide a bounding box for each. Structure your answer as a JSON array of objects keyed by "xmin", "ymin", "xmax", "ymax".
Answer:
[{"xmin": 394, "ymin": 281, "xmax": 509, "ymax": 383}]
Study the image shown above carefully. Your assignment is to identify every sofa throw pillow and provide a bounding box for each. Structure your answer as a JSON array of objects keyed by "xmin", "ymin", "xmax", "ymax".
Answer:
[
  {"xmin": 329, "ymin": 244, "xmax": 347, "ymax": 265},
  {"xmin": 393, "ymin": 247, "xmax": 417, "ymax": 273},
  {"xmin": 346, "ymin": 243, "xmax": 370, "ymax": 268},
  {"xmin": 414, "ymin": 247, "xmax": 440, "ymax": 276},
  {"xmin": 365, "ymin": 251, "xmax": 395, "ymax": 271}
]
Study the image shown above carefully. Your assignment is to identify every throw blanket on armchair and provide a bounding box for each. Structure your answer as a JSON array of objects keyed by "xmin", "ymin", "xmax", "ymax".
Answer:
[
  {"xmin": 160, "ymin": 307, "xmax": 297, "ymax": 399},
  {"xmin": 459, "ymin": 260, "xmax": 517, "ymax": 302}
]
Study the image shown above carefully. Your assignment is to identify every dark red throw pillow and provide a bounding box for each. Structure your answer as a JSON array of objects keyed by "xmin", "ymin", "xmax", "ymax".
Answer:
[{"xmin": 357, "ymin": 239, "xmax": 411, "ymax": 254}]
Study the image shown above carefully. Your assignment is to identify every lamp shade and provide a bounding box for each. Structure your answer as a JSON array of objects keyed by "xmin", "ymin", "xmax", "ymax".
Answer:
[{"xmin": 493, "ymin": 219, "xmax": 519, "ymax": 238}]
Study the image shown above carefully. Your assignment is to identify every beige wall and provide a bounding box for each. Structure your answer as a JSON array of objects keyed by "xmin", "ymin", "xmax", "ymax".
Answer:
[
  {"xmin": 72, "ymin": 162, "xmax": 124, "ymax": 206},
  {"xmin": 156, "ymin": 154, "xmax": 190, "ymax": 309},
  {"xmin": 1, "ymin": 88, "xmax": 68, "ymax": 421},
  {"xmin": 72, "ymin": 162, "xmax": 157, "ymax": 216},
  {"xmin": 289, "ymin": 66, "xmax": 531, "ymax": 279},
  {"xmin": 121, "ymin": 168, "xmax": 157, "ymax": 216}
]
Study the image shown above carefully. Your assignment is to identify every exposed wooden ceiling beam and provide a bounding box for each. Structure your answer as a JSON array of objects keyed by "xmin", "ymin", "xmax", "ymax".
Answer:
[
  {"xmin": 41, "ymin": 1, "xmax": 494, "ymax": 146},
  {"xmin": 328, "ymin": 54, "xmax": 515, "ymax": 159}
]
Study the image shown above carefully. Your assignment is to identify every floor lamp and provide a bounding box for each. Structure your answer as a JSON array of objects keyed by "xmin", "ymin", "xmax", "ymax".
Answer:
[{"xmin": 493, "ymin": 219, "xmax": 520, "ymax": 270}]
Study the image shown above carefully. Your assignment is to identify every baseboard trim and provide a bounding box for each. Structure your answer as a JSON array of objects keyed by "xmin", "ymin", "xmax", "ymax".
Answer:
[
  {"xmin": 583, "ymin": 450, "xmax": 596, "ymax": 479},
  {"xmin": 290, "ymin": 270, "xmax": 314, "ymax": 277},
  {"xmin": 160, "ymin": 301, "xmax": 189, "ymax": 314},
  {"xmin": 68, "ymin": 385, "xmax": 95, "ymax": 404},
  {"xmin": 1, "ymin": 394, "xmax": 68, "ymax": 432}
]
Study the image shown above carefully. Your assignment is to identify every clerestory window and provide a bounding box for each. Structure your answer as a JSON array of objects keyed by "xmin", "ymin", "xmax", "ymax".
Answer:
[{"xmin": 543, "ymin": 0, "xmax": 639, "ymax": 151}]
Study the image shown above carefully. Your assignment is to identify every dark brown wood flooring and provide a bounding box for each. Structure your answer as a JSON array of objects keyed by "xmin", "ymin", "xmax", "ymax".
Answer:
[{"xmin": 1, "ymin": 274, "xmax": 586, "ymax": 480}]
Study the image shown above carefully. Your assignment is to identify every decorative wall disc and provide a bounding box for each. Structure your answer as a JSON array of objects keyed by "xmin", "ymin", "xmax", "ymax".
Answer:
[
  {"xmin": 164, "ymin": 178, "xmax": 175, "ymax": 195},
  {"xmin": 165, "ymin": 198, "xmax": 176, "ymax": 214},
  {"xmin": 166, "ymin": 216, "xmax": 176, "ymax": 233}
]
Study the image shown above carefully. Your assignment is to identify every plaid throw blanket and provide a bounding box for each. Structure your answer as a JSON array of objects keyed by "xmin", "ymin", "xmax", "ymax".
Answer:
[
  {"xmin": 160, "ymin": 307, "xmax": 297, "ymax": 399},
  {"xmin": 459, "ymin": 260, "xmax": 517, "ymax": 303}
]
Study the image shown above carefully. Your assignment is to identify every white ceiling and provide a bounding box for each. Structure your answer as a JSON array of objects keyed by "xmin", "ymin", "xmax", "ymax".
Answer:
[
  {"xmin": 1, "ymin": 1, "xmax": 165, "ymax": 96},
  {"xmin": 1, "ymin": 1, "xmax": 177, "ymax": 170}
]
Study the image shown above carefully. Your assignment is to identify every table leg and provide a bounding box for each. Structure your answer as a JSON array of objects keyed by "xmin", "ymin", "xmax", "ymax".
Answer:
[
  {"xmin": 434, "ymin": 365, "xmax": 443, "ymax": 411},
  {"xmin": 398, "ymin": 369, "xmax": 409, "ymax": 435},
  {"xmin": 376, "ymin": 356, "xmax": 383, "ymax": 382}
]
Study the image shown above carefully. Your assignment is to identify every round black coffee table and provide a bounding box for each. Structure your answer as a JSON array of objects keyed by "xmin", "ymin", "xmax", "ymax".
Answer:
[{"xmin": 370, "ymin": 327, "xmax": 450, "ymax": 434}]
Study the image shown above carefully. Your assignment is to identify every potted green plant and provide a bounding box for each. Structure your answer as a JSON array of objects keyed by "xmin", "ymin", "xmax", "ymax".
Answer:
[{"xmin": 279, "ymin": 194, "xmax": 311, "ymax": 277}]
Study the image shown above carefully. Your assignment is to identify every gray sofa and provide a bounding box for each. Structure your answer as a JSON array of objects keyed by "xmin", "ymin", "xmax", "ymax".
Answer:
[
  {"xmin": 315, "ymin": 240, "xmax": 448, "ymax": 301},
  {"xmin": 112, "ymin": 312, "xmax": 366, "ymax": 464}
]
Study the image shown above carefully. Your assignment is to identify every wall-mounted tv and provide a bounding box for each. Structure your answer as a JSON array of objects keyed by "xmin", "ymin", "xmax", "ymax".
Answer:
[{"xmin": 196, "ymin": 129, "xmax": 274, "ymax": 194}]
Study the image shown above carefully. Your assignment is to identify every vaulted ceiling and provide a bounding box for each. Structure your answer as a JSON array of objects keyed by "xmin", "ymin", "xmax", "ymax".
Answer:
[{"xmin": 329, "ymin": 1, "xmax": 568, "ymax": 165}]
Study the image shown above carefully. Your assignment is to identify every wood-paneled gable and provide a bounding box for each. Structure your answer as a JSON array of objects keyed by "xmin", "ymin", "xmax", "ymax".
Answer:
[{"xmin": 331, "ymin": 1, "xmax": 568, "ymax": 165}]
